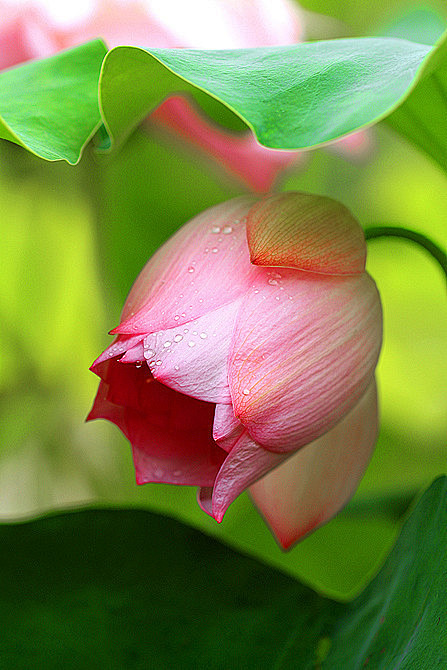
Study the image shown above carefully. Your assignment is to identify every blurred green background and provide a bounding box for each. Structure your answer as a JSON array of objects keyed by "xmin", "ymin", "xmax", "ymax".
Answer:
[{"xmin": 0, "ymin": 0, "xmax": 445, "ymax": 600}]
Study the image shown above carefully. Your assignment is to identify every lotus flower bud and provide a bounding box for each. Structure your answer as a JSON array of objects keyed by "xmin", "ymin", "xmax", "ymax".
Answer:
[{"xmin": 88, "ymin": 192, "xmax": 382, "ymax": 549}]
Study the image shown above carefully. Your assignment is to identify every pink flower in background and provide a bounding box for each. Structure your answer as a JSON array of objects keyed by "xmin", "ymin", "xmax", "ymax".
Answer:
[
  {"xmin": 0, "ymin": 0, "xmax": 370, "ymax": 192},
  {"xmin": 88, "ymin": 192, "xmax": 382, "ymax": 549}
]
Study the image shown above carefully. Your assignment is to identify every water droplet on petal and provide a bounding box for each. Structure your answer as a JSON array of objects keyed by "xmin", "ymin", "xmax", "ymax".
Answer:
[
  {"xmin": 144, "ymin": 348, "xmax": 154, "ymax": 359},
  {"xmin": 163, "ymin": 341, "xmax": 172, "ymax": 348},
  {"xmin": 243, "ymin": 389, "xmax": 250, "ymax": 395},
  {"xmin": 135, "ymin": 361, "xmax": 143, "ymax": 368},
  {"xmin": 174, "ymin": 315, "xmax": 180, "ymax": 321},
  {"xmin": 174, "ymin": 365, "xmax": 179, "ymax": 371},
  {"xmin": 187, "ymin": 266, "xmax": 195, "ymax": 273},
  {"xmin": 174, "ymin": 334, "xmax": 183, "ymax": 342},
  {"xmin": 200, "ymin": 332, "xmax": 207, "ymax": 339},
  {"xmin": 268, "ymin": 279, "xmax": 278, "ymax": 286},
  {"xmin": 188, "ymin": 341, "xmax": 196, "ymax": 347},
  {"xmin": 155, "ymin": 360, "xmax": 162, "ymax": 366},
  {"xmin": 222, "ymin": 226, "xmax": 233, "ymax": 234},
  {"xmin": 211, "ymin": 247, "xmax": 218, "ymax": 253},
  {"xmin": 211, "ymin": 226, "xmax": 221, "ymax": 233}
]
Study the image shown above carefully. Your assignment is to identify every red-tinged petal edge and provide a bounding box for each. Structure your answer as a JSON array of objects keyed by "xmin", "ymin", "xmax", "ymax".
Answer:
[
  {"xmin": 246, "ymin": 192, "xmax": 366, "ymax": 276},
  {"xmin": 249, "ymin": 379, "xmax": 378, "ymax": 549}
]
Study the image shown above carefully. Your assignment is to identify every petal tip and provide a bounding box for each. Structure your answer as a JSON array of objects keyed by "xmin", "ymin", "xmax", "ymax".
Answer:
[{"xmin": 246, "ymin": 191, "xmax": 366, "ymax": 276}]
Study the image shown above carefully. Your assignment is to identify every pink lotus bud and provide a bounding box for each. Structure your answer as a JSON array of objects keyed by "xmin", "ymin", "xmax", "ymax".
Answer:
[{"xmin": 88, "ymin": 192, "xmax": 382, "ymax": 549}]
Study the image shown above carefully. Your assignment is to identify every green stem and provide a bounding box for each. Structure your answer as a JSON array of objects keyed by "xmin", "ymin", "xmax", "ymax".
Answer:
[{"xmin": 364, "ymin": 226, "xmax": 447, "ymax": 286}]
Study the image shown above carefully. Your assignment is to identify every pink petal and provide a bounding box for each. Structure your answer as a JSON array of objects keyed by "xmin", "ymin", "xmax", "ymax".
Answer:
[
  {"xmin": 249, "ymin": 379, "xmax": 378, "ymax": 549},
  {"xmin": 152, "ymin": 97, "xmax": 301, "ymax": 193},
  {"xmin": 198, "ymin": 429, "xmax": 288, "ymax": 521},
  {"xmin": 90, "ymin": 334, "xmax": 144, "ymax": 368},
  {"xmin": 113, "ymin": 197, "xmax": 260, "ymax": 335},
  {"xmin": 88, "ymin": 358, "xmax": 225, "ymax": 486},
  {"xmin": 229, "ymin": 270, "xmax": 382, "ymax": 452},
  {"xmin": 0, "ymin": 6, "xmax": 61, "ymax": 70},
  {"xmin": 212, "ymin": 403, "xmax": 244, "ymax": 452},
  {"xmin": 328, "ymin": 130, "xmax": 373, "ymax": 161},
  {"xmin": 246, "ymin": 192, "xmax": 366, "ymax": 275},
  {"xmin": 142, "ymin": 299, "xmax": 241, "ymax": 403}
]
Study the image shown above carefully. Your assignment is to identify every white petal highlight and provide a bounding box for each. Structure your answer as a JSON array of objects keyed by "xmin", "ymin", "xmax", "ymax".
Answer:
[{"xmin": 143, "ymin": 300, "xmax": 240, "ymax": 403}]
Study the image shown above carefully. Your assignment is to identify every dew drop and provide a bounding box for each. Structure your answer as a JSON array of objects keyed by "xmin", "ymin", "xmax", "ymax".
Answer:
[
  {"xmin": 204, "ymin": 247, "xmax": 209, "ymax": 253},
  {"xmin": 181, "ymin": 312, "xmax": 186, "ymax": 318},
  {"xmin": 163, "ymin": 341, "xmax": 172, "ymax": 348},
  {"xmin": 211, "ymin": 226, "xmax": 221, "ymax": 233},
  {"xmin": 174, "ymin": 315, "xmax": 180, "ymax": 321},
  {"xmin": 155, "ymin": 360, "xmax": 162, "ymax": 366},
  {"xmin": 174, "ymin": 334, "xmax": 183, "ymax": 342},
  {"xmin": 183, "ymin": 328, "xmax": 189, "ymax": 334},
  {"xmin": 135, "ymin": 361, "xmax": 143, "ymax": 368},
  {"xmin": 144, "ymin": 348, "xmax": 154, "ymax": 359},
  {"xmin": 254, "ymin": 289, "xmax": 259, "ymax": 294},
  {"xmin": 174, "ymin": 365, "xmax": 179, "ymax": 371},
  {"xmin": 268, "ymin": 279, "xmax": 278, "ymax": 286},
  {"xmin": 243, "ymin": 389, "xmax": 250, "ymax": 395},
  {"xmin": 188, "ymin": 341, "xmax": 196, "ymax": 347},
  {"xmin": 200, "ymin": 332, "xmax": 208, "ymax": 339},
  {"xmin": 187, "ymin": 266, "xmax": 195, "ymax": 273},
  {"xmin": 192, "ymin": 331, "xmax": 198, "ymax": 336},
  {"xmin": 222, "ymin": 225, "xmax": 233, "ymax": 234},
  {"xmin": 211, "ymin": 247, "xmax": 218, "ymax": 253},
  {"xmin": 275, "ymin": 296, "xmax": 280, "ymax": 301}
]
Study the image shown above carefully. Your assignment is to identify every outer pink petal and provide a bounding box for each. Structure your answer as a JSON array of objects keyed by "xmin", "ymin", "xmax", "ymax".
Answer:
[
  {"xmin": 88, "ymin": 359, "xmax": 225, "ymax": 486},
  {"xmin": 113, "ymin": 197, "xmax": 260, "ymax": 335},
  {"xmin": 151, "ymin": 97, "xmax": 301, "ymax": 193},
  {"xmin": 229, "ymin": 270, "xmax": 382, "ymax": 452},
  {"xmin": 246, "ymin": 192, "xmax": 366, "ymax": 275},
  {"xmin": 249, "ymin": 379, "xmax": 378, "ymax": 549},
  {"xmin": 198, "ymin": 429, "xmax": 288, "ymax": 522},
  {"xmin": 142, "ymin": 300, "xmax": 241, "ymax": 403}
]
